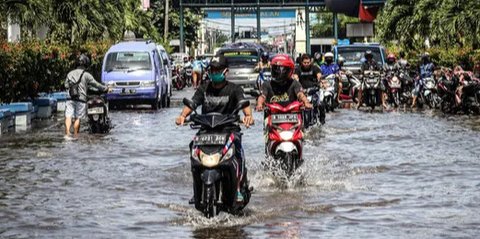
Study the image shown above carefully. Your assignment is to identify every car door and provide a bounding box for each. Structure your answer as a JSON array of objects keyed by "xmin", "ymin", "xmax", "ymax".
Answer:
[
  {"xmin": 159, "ymin": 50, "xmax": 172, "ymax": 95},
  {"xmin": 152, "ymin": 50, "xmax": 163, "ymax": 97},
  {"xmin": 154, "ymin": 49, "xmax": 167, "ymax": 95}
]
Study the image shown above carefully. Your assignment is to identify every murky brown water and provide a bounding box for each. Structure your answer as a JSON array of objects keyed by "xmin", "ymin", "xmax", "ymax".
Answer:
[{"xmin": 1, "ymin": 107, "xmax": 479, "ymax": 238}]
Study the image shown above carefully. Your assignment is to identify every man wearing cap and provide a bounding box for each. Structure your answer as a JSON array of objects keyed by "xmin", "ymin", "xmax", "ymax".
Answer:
[{"xmin": 175, "ymin": 55, "xmax": 253, "ymax": 204}]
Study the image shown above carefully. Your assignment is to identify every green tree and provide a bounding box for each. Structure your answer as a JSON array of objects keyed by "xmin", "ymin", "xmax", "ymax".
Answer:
[
  {"xmin": 151, "ymin": 0, "xmax": 202, "ymax": 50},
  {"xmin": 377, "ymin": 0, "xmax": 480, "ymax": 50}
]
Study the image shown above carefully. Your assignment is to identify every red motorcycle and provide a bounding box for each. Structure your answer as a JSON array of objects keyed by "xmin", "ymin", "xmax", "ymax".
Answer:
[{"xmin": 264, "ymin": 101, "xmax": 304, "ymax": 176}]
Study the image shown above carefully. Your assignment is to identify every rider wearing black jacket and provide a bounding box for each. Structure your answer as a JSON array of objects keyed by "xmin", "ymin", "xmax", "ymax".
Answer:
[
  {"xmin": 176, "ymin": 55, "xmax": 253, "ymax": 203},
  {"xmin": 357, "ymin": 50, "xmax": 382, "ymax": 109}
]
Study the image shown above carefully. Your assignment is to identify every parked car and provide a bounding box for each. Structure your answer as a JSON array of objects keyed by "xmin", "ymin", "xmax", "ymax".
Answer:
[
  {"xmin": 156, "ymin": 44, "xmax": 172, "ymax": 106},
  {"xmin": 102, "ymin": 40, "xmax": 169, "ymax": 110},
  {"xmin": 333, "ymin": 43, "xmax": 387, "ymax": 77},
  {"xmin": 216, "ymin": 42, "xmax": 265, "ymax": 95}
]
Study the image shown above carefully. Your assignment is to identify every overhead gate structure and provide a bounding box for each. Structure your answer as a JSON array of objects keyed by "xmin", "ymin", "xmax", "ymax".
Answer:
[{"xmin": 174, "ymin": 0, "xmax": 385, "ymax": 53}]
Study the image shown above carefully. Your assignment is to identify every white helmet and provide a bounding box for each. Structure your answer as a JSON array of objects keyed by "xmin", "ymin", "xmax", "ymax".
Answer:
[{"xmin": 324, "ymin": 52, "xmax": 334, "ymax": 58}]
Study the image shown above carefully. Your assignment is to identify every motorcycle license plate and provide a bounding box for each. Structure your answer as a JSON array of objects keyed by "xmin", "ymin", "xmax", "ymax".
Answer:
[
  {"xmin": 367, "ymin": 78, "xmax": 377, "ymax": 84},
  {"xmin": 271, "ymin": 114, "xmax": 298, "ymax": 124},
  {"xmin": 194, "ymin": 134, "xmax": 227, "ymax": 145},
  {"xmin": 88, "ymin": 107, "xmax": 104, "ymax": 115}
]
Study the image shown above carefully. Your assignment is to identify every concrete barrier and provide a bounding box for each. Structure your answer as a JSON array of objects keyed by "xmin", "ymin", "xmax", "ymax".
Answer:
[
  {"xmin": 0, "ymin": 109, "xmax": 14, "ymax": 134},
  {"xmin": 33, "ymin": 97, "xmax": 58, "ymax": 118},
  {"xmin": 0, "ymin": 102, "xmax": 33, "ymax": 127}
]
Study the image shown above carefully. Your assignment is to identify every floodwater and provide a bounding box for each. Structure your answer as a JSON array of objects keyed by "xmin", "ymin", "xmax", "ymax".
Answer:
[{"xmin": 1, "ymin": 106, "xmax": 480, "ymax": 238}]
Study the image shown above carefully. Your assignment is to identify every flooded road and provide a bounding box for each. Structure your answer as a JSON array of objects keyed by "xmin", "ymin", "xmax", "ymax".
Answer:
[{"xmin": 1, "ymin": 107, "xmax": 480, "ymax": 238}]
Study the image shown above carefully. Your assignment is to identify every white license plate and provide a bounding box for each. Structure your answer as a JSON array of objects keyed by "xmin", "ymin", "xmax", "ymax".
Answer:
[
  {"xmin": 271, "ymin": 113, "xmax": 298, "ymax": 124},
  {"xmin": 88, "ymin": 107, "xmax": 104, "ymax": 115},
  {"xmin": 194, "ymin": 134, "xmax": 227, "ymax": 145}
]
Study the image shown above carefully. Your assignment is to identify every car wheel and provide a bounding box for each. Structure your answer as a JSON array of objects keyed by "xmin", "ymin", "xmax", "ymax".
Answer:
[
  {"xmin": 160, "ymin": 92, "xmax": 167, "ymax": 108},
  {"xmin": 151, "ymin": 99, "xmax": 159, "ymax": 110},
  {"xmin": 166, "ymin": 88, "xmax": 171, "ymax": 108},
  {"xmin": 152, "ymin": 89, "xmax": 160, "ymax": 110}
]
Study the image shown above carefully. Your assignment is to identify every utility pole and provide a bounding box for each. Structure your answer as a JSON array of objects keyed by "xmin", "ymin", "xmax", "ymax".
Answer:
[{"xmin": 164, "ymin": 0, "xmax": 169, "ymax": 42}]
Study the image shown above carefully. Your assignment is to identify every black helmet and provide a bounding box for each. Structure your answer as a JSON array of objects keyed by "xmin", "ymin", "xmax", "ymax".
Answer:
[
  {"xmin": 77, "ymin": 54, "xmax": 90, "ymax": 67},
  {"xmin": 261, "ymin": 52, "xmax": 269, "ymax": 61},
  {"xmin": 365, "ymin": 50, "xmax": 373, "ymax": 59},
  {"xmin": 422, "ymin": 52, "xmax": 430, "ymax": 63}
]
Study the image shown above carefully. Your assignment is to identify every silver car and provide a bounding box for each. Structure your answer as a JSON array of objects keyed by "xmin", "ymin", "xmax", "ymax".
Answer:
[{"xmin": 217, "ymin": 48, "xmax": 262, "ymax": 95}]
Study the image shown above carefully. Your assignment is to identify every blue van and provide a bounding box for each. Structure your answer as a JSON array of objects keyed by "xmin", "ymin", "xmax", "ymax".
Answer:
[{"xmin": 102, "ymin": 41, "xmax": 169, "ymax": 109}]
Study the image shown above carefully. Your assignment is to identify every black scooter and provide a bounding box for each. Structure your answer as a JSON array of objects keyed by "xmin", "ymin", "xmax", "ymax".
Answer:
[
  {"xmin": 304, "ymin": 86, "xmax": 325, "ymax": 127},
  {"xmin": 87, "ymin": 89, "xmax": 111, "ymax": 134},
  {"xmin": 183, "ymin": 98, "xmax": 251, "ymax": 218}
]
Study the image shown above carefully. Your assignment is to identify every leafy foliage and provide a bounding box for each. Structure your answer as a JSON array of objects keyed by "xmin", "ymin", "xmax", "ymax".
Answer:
[
  {"xmin": 0, "ymin": 39, "xmax": 111, "ymax": 103},
  {"xmin": 377, "ymin": 0, "xmax": 480, "ymax": 50},
  {"xmin": 0, "ymin": 0, "xmax": 201, "ymax": 48}
]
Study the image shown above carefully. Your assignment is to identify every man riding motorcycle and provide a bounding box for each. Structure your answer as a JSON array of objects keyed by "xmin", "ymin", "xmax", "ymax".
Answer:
[
  {"xmin": 255, "ymin": 52, "xmax": 272, "ymax": 89},
  {"xmin": 412, "ymin": 53, "xmax": 435, "ymax": 108},
  {"xmin": 256, "ymin": 54, "xmax": 312, "ymax": 111},
  {"xmin": 320, "ymin": 52, "xmax": 342, "ymax": 104},
  {"xmin": 293, "ymin": 54, "xmax": 322, "ymax": 89},
  {"xmin": 357, "ymin": 50, "xmax": 384, "ymax": 109},
  {"xmin": 383, "ymin": 53, "xmax": 401, "ymax": 108},
  {"xmin": 293, "ymin": 54, "xmax": 325, "ymax": 125},
  {"xmin": 255, "ymin": 52, "xmax": 271, "ymax": 72},
  {"xmin": 175, "ymin": 55, "xmax": 254, "ymax": 204}
]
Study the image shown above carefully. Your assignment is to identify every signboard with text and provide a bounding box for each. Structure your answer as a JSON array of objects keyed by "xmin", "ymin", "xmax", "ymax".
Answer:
[
  {"xmin": 174, "ymin": 0, "xmax": 385, "ymax": 8},
  {"xmin": 206, "ymin": 9, "xmax": 295, "ymax": 19}
]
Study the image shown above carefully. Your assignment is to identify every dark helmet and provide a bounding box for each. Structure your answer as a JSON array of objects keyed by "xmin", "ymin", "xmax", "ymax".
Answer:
[
  {"xmin": 77, "ymin": 54, "xmax": 90, "ymax": 67},
  {"xmin": 365, "ymin": 50, "xmax": 373, "ymax": 59},
  {"xmin": 271, "ymin": 54, "xmax": 295, "ymax": 85},
  {"xmin": 422, "ymin": 52, "xmax": 430, "ymax": 63},
  {"xmin": 261, "ymin": 52, "xmax": 269, "ymax": 61}
]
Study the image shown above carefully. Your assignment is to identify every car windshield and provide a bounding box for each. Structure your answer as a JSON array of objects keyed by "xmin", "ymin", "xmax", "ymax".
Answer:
[
  {"xmin": 105, "ymin": 51, "xmax": 152, "ymax": 72},
  {"xmin": 337, "ymin": 47, "xmax": 383, "ymax": 67},
  {"xmin": 219, "ymin": 50, "xmax": 258, "ymax": 66}
]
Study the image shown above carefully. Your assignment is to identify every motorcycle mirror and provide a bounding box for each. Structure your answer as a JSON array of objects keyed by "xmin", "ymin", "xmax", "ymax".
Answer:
[
  {"xmin": 183, "ymin": 98, "xmax": 198, "ymax": 113},
  {"xmin": 234, "ymin": 100, "xmax": 250, "ymax": 114},
  {"xmin": 250, "ymin": 90, "xmax": 261, "ymax": 98}
]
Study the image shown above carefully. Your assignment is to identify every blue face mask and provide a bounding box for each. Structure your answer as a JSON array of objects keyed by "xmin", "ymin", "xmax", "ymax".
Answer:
[{"xmin": 210, "ymin": 72, "xmax": 226, "ymax": 83}]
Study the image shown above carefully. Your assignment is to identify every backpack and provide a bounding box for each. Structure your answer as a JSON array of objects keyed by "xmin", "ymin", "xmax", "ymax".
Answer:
[{"xmin": 68, "ymin": 70, "xmax": 85, "ymax": 101}]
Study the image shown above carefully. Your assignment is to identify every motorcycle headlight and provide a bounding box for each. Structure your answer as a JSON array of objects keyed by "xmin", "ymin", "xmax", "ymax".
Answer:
[
  {"xmin": 140, "ymin": 80, "xmax": 156, "ymax": 87},
  {"xmin": 279, "ymin": 130, "xmax": 294, "ymax": 141},
  {"xmin": 200, "ymin": 151, "xmax": 221, "ymax": 168}
]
